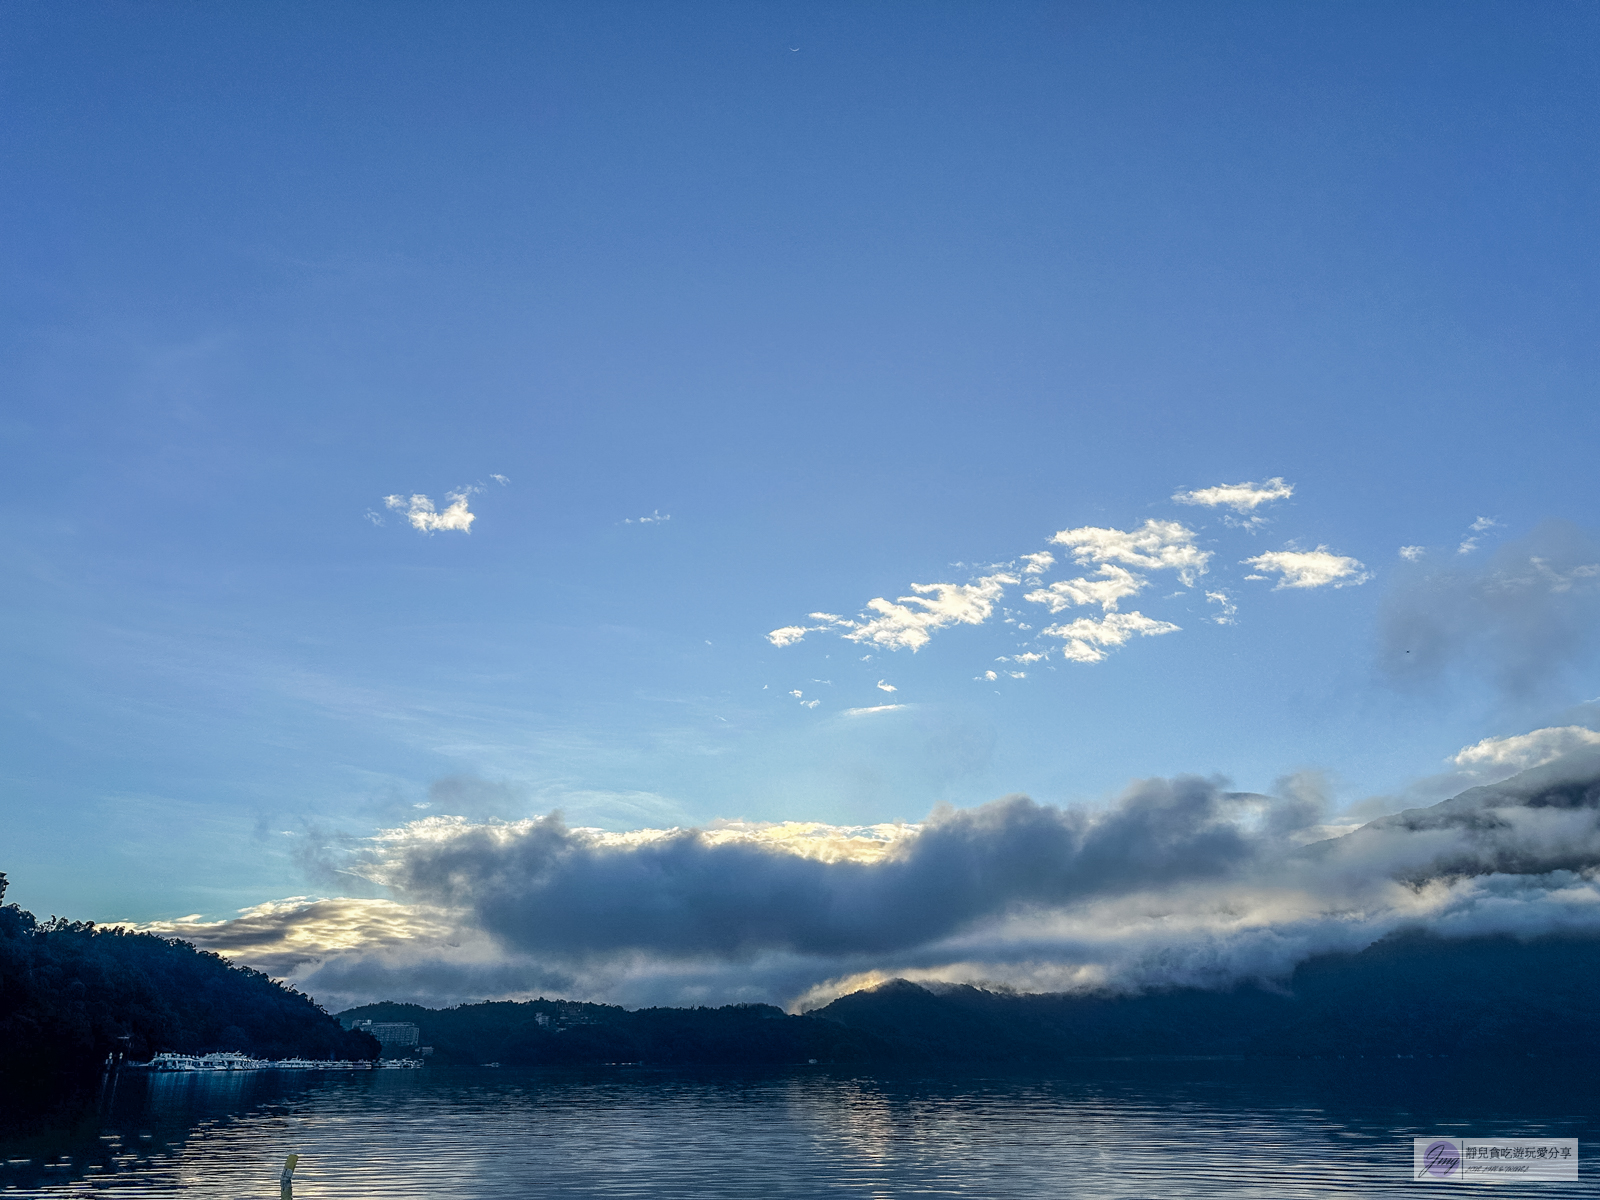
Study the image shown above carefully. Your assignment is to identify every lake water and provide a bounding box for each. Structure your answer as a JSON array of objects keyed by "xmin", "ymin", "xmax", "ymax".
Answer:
[{"xmin": 3, "ymin": 1059, "xmax": 1596, "ymax": 1197}]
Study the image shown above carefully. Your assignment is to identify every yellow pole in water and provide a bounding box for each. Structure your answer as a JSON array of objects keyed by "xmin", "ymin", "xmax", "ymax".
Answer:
[{"xmin": 281, "ymin": 1154, "xmax": 299, "ymax": 1199}]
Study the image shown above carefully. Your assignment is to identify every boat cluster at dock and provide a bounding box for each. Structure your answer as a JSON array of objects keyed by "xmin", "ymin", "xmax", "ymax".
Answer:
[{"xmin": 132, "ymin": 1052, "xmax": 422, "ymax": 1072}]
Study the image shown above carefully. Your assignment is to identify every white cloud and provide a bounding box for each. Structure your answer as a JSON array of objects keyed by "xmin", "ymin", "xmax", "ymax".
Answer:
[
  {"xmin": 625, "ymin": 510, "xmax": 671, "ymax": 525},
  {"xmin": 1459, "ymin": 517, "xmax": 1502, "ymax": 554},
  {"xmin": 1172, "ymin": 477, "xmax": 1294, "ymax": 513},
  {"xmin": 132, "ymin": 896, "xmax": 464, "ymax": 975},
  {"xmin": 490, "ymin": 474, "xmax": 510, "ymax": 486},
  {"xmin": 384, "ymin": 489, "xmax": 478, "ymax": 533},
  {"xmin": 980, "ymin": 670, "xmax": 998, "ymax": 681},
  {"xmin": 845, "ymin": 704, "xmax": 906, "ymax": 717},
  {"xmin": 772, "ymin": 516, "xmax": 1207, "ymax": 666},
  {"xmin": 1399, "ymin": 545, "xmax": 1425, "ymax": 561},
  {"xmin": 1205, "ymin": 590, "xmax": 1237, "ymax": 625},
  {"xmin": 1050, "ymin": 519, "xmax": 1210, "ymax": 586},
  {"xmin": 1453, "ymin": 726, "xmax": 1600, "ymax": 772},
  {"xmin": 1023, "ymin": 564, "xmax": 1145, "ymax": 614},
  {"xmin": 876, "ymin": 680, "xmax": 897, "ymax": 692},
  {"xmin": 1042, "ymin": 611, "xmax": 1181, "ymax": 663},
  {"xmin": 363, "ymin": 510, "xmax": 384, "ymax": 526},
  {"xmin": 789, "ymin": 690, "xmax": 803, "ymax": 699},
  {"xmin": 840, "ymin": 572, "xmax": 1018, "ymax": 652},
  {"xmin": 1241, "ymin": 547, "xmax": 1369, "ymax": 590}
]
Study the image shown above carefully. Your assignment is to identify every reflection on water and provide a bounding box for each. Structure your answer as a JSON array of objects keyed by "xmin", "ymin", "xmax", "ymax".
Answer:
[{"xmin": 2, "ymin": 1059, "xmax": 1597, "ymax": 1197}]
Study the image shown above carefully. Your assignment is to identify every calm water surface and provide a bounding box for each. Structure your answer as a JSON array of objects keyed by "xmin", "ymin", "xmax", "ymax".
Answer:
[{"xmin": 3, "ymin": 1060, "xmax": 1595, "ymax": 1197}]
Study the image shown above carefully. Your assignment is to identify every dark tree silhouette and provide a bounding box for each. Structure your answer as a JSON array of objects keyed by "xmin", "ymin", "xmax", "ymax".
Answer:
[{"xmin": 0, "ymin": 872, "xmax": 379, "ymax": 1122}]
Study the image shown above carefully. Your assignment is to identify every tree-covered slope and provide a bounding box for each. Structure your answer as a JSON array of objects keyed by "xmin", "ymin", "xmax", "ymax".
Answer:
[
  {"xmin": 340, "ymin": 930, "xmax": 1600, "ymax": 1067},
  {"xmin": 0, "ymin": 873, "xmax": 378, "ymax": 1117},
  {"xmin": 336, "ymin": 996, "xmax": 893, "ymax": 1066},
  {"xmin": 812, "ymin": 931, "xmax": 1600, "ymax": 1060}
]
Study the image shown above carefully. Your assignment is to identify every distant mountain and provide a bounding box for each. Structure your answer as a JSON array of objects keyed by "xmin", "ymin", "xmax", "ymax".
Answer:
[
  {"xmin": 335, "ymin": 997, "xmax": 893, "ymax": 1066},
  {"xmin": 338, "ymin": 929, "xmax": 1600, "ymax": 1067},
  {"xmin": 812, "ymin": 930, "xmax": 1600, "ymax": 1061},
  {"xmin": 1298, "ymin": 743, "xmax": 1600, "ymax": 882}
]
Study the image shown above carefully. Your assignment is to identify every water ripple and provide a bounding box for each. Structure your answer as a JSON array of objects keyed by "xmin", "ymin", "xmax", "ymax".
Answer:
[{"xmin": 2, "ymin": 1061, "xmax": 1596, "ymax": 1198}]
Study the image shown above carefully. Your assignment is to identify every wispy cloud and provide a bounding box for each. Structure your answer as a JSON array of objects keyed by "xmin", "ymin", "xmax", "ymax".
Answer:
[
  {"xmin": 1206, "ymin": 590, "xmax": 1237, "ymax": 625},
  {"xmin": 1023, "ymin": 565, "xmax": 1145, "ymax": 614},
  {"xmin": 1042, "ymin": 611, "xmax": 1181, "ymax": 662},
  {"xmin": 769, "ymin": 519, "xmax": 1204, "ymax": 666},
  {"xmin": 848, "ymin": 575, "xmax": 1018, "ymax": 651},
  {"xmin": 1399, "ymin": 545, "xmax": 1425, "ymax": 561},
  {"xmin": 1458, "ymin": 516, "xmax": 1502, "ymax": 554},
  {"xmin": 625, "ymin": 510, "xmax": 671, "ymax": 525},
  {"xmin": 768, "ymin": 485, "xmax": 1369, "ymax": 673},
  {"xmin": 1172, "ymin": 477, "xmax": 1293, "ymax": 514},
  {"xmin": 845, "ymin": 704, "xmax": 906, "ymax": 717},
  {"xmin": 876, "ymin": 681, "xmax": 897, "ymax": 692},
  {"xmin": 770, "ymin": 575, "xmax": 1017, "ymax": 652},
  {"xmin": 1242, "ymin": 547, "xmax": 1369, "ymax": 589},
  {"xmin": 384, "ymin": 489, "xmax": 478, "ymax": 533},
  {"xmin": 1050, "ymin": 519, "xmax": 1210, "ymax": 586},
  {"xmin": 490, "ymin": 474, "xmax": 510, "ymax": 486}
]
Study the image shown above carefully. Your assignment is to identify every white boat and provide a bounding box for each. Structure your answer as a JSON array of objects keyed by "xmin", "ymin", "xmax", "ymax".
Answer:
[{"xmin": 134, "ymin": 1053, "xmax": 378, "ymax": 1072}]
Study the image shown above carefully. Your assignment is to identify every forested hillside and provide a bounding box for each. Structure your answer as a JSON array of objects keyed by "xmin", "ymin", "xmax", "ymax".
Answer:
[
  {"xmin": 340, "ymin": 930, "xmax": 1600, "ymax": 1067},
  {"xmin": 814, "ymin": 931, "xmax": 1600, "ymax": 1061},
  {"xmin": 336, "ymin": 997, "xmax": 892, "ymax": 1066},
  {"xmin": 0, "ymin": 873, "xmax": 377, "ymax": 1119}
]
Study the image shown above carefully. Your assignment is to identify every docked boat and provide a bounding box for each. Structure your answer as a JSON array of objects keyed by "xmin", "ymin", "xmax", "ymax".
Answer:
[{"xmin": 132, "ymin": 1053, "xmax": 382, "ymax": 1072}]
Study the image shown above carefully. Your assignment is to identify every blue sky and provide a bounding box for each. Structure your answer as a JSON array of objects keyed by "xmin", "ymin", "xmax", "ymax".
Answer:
[{"xmin": 4, "ymin": 0, "xmax": 1599, "ymax": 959}]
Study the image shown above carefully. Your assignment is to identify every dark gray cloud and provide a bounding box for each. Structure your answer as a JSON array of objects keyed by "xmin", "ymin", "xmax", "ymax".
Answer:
[
  {"xmin": 147, "ymin": 746, "xmax": 1600, "ymax": 1011},
  {"xmin": 1380, "ymin": 520, "xmax": 1600, "ymax": 699},
  {"xmin": 380, "ymin": 777, "xmax": 1306, "ymax": 962}
]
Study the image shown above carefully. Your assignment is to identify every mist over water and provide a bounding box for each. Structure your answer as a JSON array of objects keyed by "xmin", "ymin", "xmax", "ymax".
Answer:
[{"xmin": 6, "ymin": 1063, "xmax": 1598, "ymax": 1199}]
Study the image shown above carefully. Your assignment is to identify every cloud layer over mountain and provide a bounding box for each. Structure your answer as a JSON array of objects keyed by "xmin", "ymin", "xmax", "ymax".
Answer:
[{"xmin": 138, "ymin": 736, "xmax": 1600, "ymax": 1013}]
